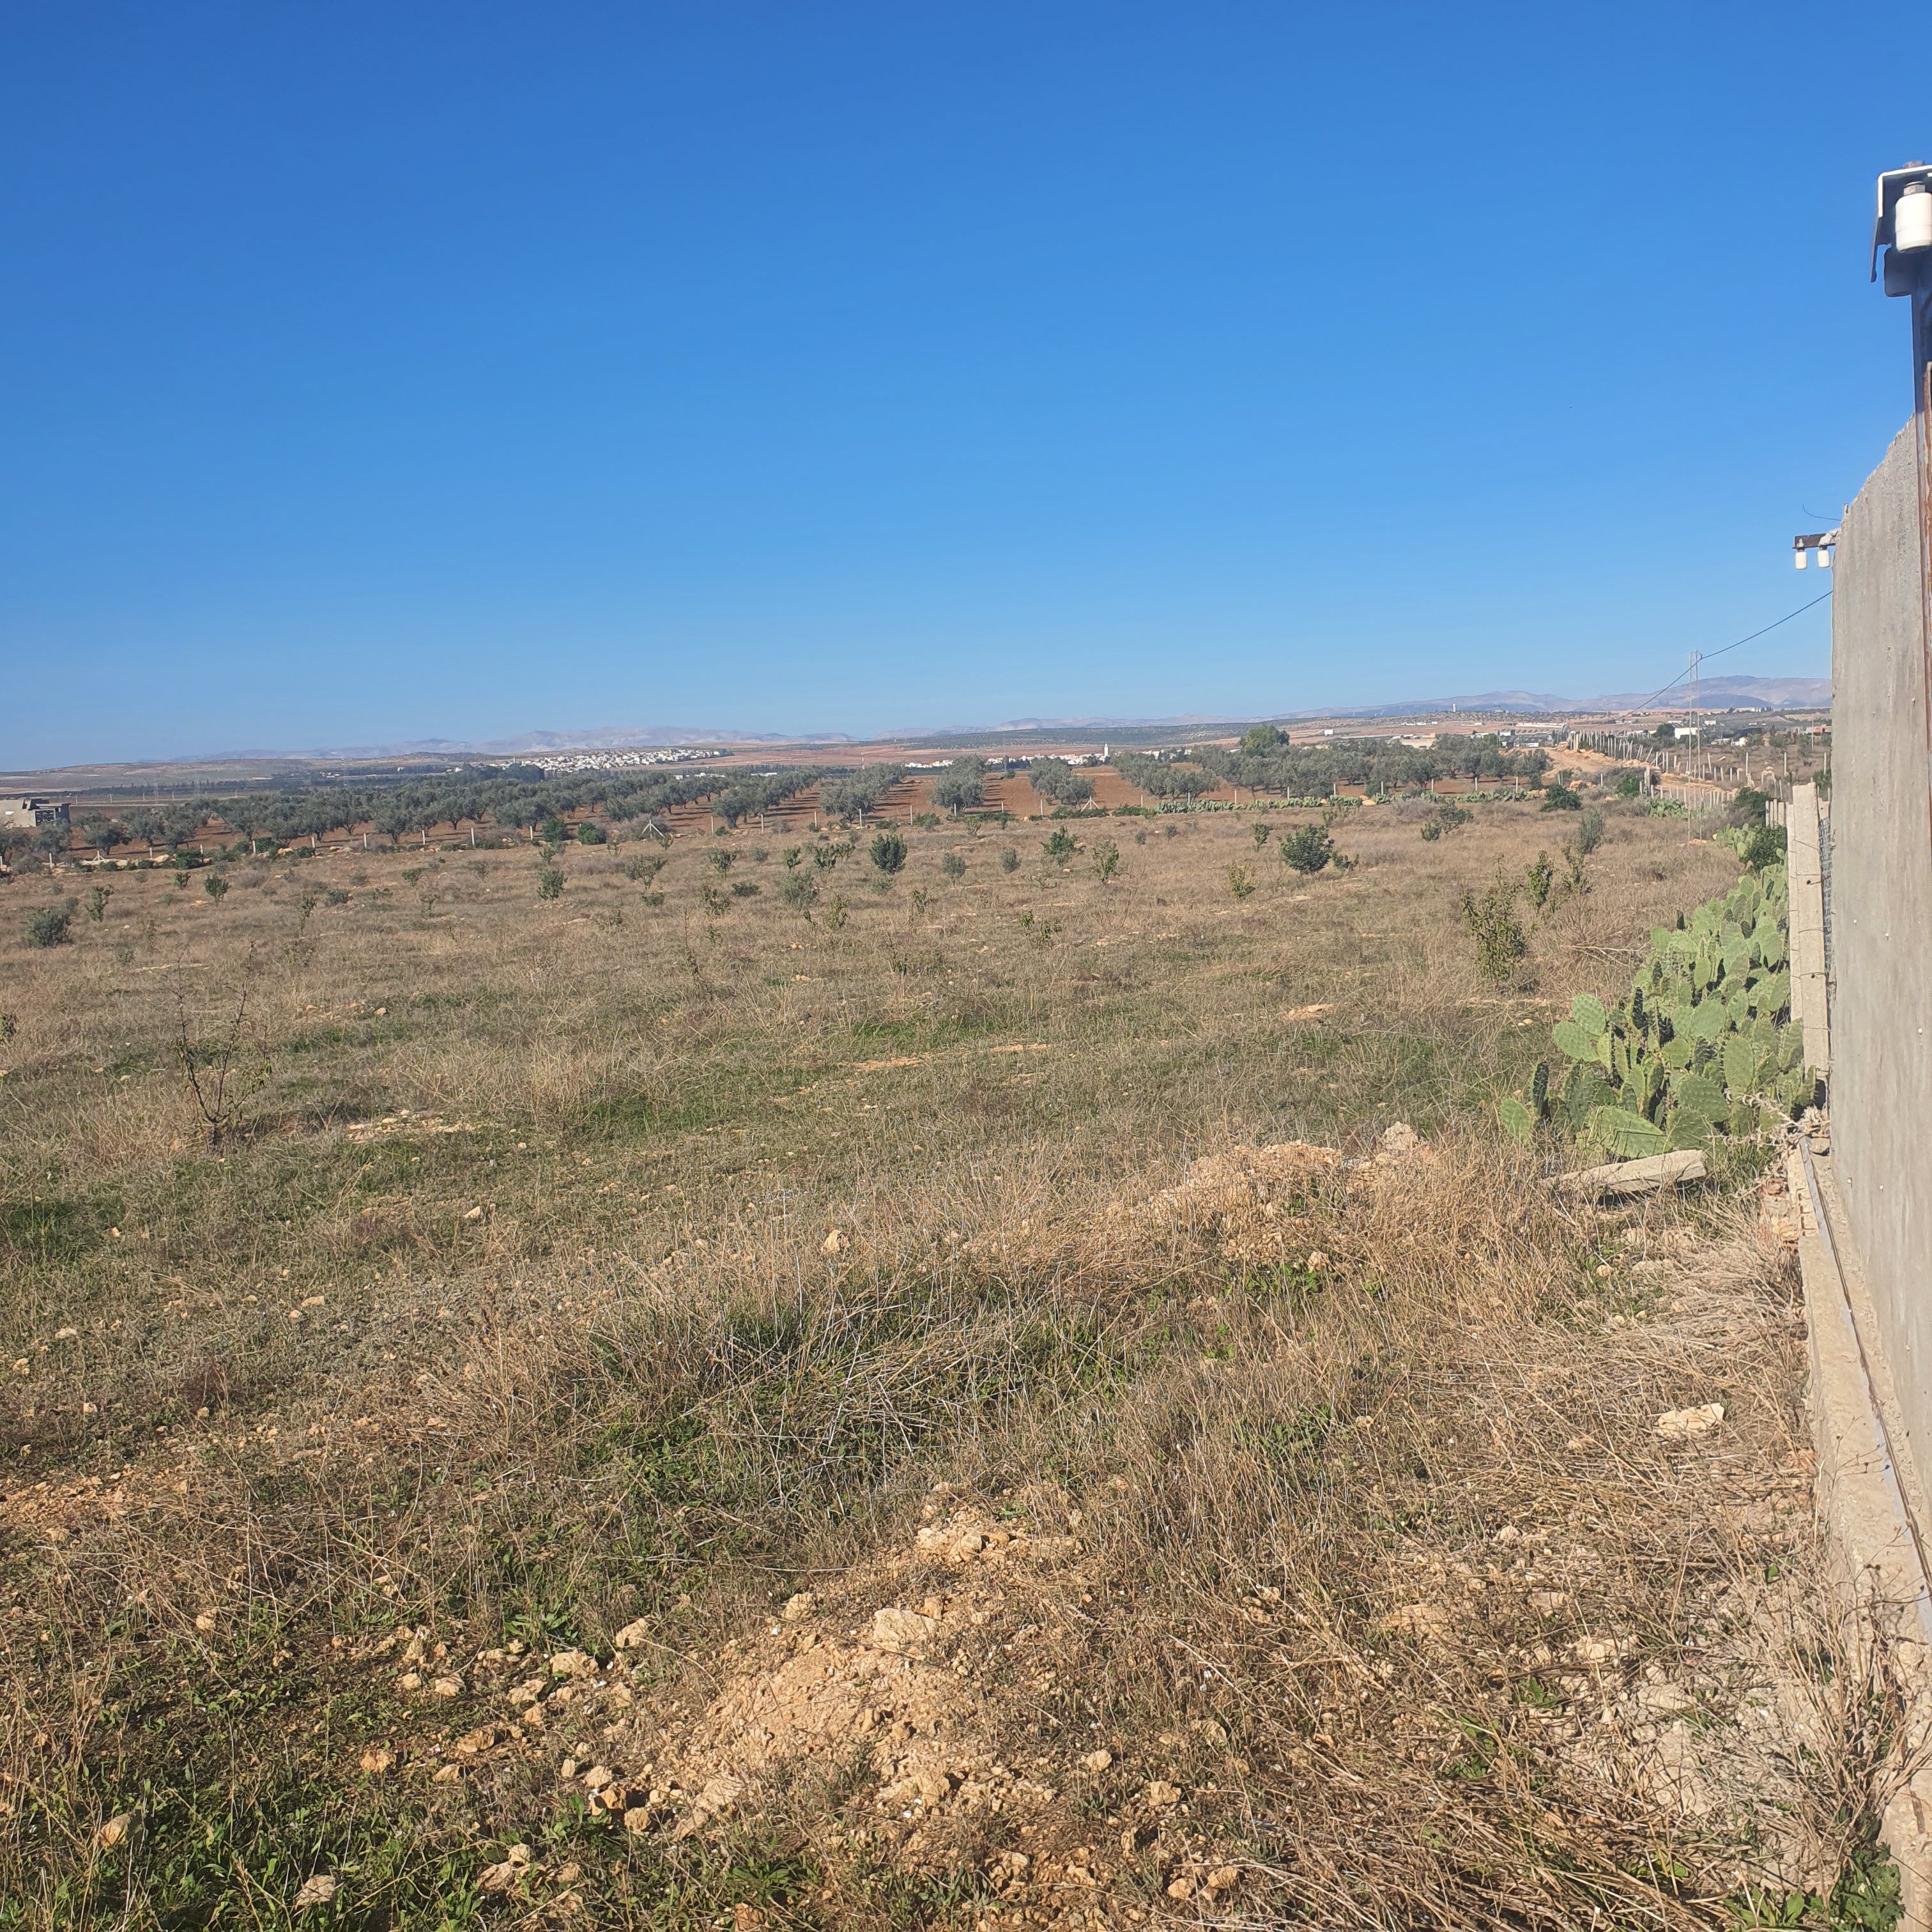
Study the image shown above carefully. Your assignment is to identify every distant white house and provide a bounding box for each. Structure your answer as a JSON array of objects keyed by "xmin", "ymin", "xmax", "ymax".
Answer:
[{"xmin": 0, "ymin": 796, "xmax": 68, "ymax": 829}]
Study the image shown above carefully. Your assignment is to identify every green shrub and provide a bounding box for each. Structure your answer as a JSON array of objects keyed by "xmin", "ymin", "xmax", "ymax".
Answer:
[
  {"xmin": 1252, "ymin": 822, "xmax": 1272, "ymax": 847},
  {"xmin": 1614, "ymin": 771, "xmax": 1643, "ymax": 800},
  {"xmin": 538, "ymin": 817, "xmax": 567, "ymax": 845},
  {"xmin": 730, "ymin": 880, "xmax": 760, "ymax": 898},
  {"xmin": 1227, "ymin": 862, "xmax": 1254, "ymax": 900},
  {"xmin": 1540, "ymin": 783, "xmax": 1583, "ymax": 812},
  {"xmin": 940, "ymin": 851, "xmax": 967, "ymax": 882},
  {"xmin": 26, "ymin": 901, "xmax": 75, "ymax": 948},
  {"xmin": 576, "ymin": 822, "xmax": 606, "ymax": 845},
  {"xmin": 203, "ymin": 873, "xmax": 229, "ymax": 901},
  {"xmin": 707, "ymin": 848, "xmax": 737, "ymax": 875},
  {"xmin": 1576, "ymin": 808, "xmax": 1606, "ymax": 855},
  {"xmin": 1042, "ymin": 828, "xmax": 1078, "ymax": 862},
  {"xmin": 1525, "ymin": 850, "xmax": 1554, "ymax": 909},
  {"xmin": 1091, "ymin": 839, "xmax": 1120, "ymax": 884},
  {"xmin": 624, "ymin": 853, "xmax": 664, "ymax": 884},
  {"xmin": 1740, "ymin": 824, "xmax": 1787, "ymax": 871},
  {"xmin": 999, "ymin": 847, "xmax": 1020, "ymax": 874},
  {"xmin": 870, "ymin": 831, "xmax": 907, "ymax": 875},
  {"xmin": 910, "ymin": 813, "xmax": 940, "ymax": 831},
  {"xmin": 86, "ymin": 884, "xmax": 112, "ymax": 923},
  {"xmin": 779, "ymin": 871, "xmax": 818, "ymax": 914},
  {"xmin": 781, "ymin": 847, "xmax": 802, "ymax": 870},
  {"xmin": 1279, "ymin": 825, "xmax": 1335, "ymax": 875},
  {"xmin": 323, "ymin": 887, "xmax": 350, "ymax": 907},
  {"xmin": 1460, "ymin": 873, "xmax": 1528, "ymax": 985},
  {"xmin": 1420, "ymin": 803, "xmax": 1472, "ymax": 843},
  {"xmin": 535, "ymin": 864, "xmax": 564, "ymax": 901}
]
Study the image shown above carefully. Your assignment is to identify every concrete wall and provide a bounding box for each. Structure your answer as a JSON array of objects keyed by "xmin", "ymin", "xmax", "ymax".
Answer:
[{"xmin": 1830, "ymin": 418, "xmax": 1932, "ymax": 1480}]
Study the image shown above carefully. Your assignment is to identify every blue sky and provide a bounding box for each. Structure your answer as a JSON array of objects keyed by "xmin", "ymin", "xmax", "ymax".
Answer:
[{"xmin": 1, "ymin": 3, "xmax": 1919, "ymax": 765}]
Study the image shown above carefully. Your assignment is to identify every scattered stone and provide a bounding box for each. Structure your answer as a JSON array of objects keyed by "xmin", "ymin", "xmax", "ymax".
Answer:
[
  {"xmin": 583, "ymin": 1765, "xmax": 613, "ymax": 1791},
  {"xmin": 1206, "ymin": 1866, "xmax": 1239, "ymax": 1892},
  {"xmin": 293, "ymin": 1874, "xmax": 339, "ymax": 1910},
  {"xmin": 612, "ymin": 1618, "xmax": 652, "ymax": 1650},
  {"xmin": 431, "ymin": 1763, "xmax": 461, "ymax": 1782},
  {"xmin": 1146, "ymin": 1779, "xmax": 1182, "ymax": 1808},
  {"xmin": 1375, "ymin": 1122, "xmax": 1421, "ymax": 1163},
  {"xmin": 359, "ymin": 1748, "xmax": 394, "ymax": 1774},
  {"xmin": 871, "ymin": 1607, "xmax": 939, "ymax": 1653},
  {"xmin": 430, "ymin": 1676, "xmax": 462, "ymax": 1698},
  {"xmin": 1657, "ymin": 1403, "xmax": 1724, "ymax": 1441},
  {"xmin": 1574, "ymin": 1635, "xmax": 1618, "ymax": 1664},
  {"xmin": 822, "ymin": 1230, "xmax": 846, "ymax": 1257},
  {"xmin": 95, "ymin": 1813, "xmax": 140, "ymax": 1851},
  {"xmin": 781, "ymin": 1591, "xmax": 815, "ymax": 1621},
  {"xmin": 397, "ymin": 1671, "xmax": 422, "ymax": 1692},
  {"xmin": 194, "ymin": 1611, "xmax": 217, "ymax": 1632},
  {"xmin": 549, "ymin": 1649, "xmax": 597, "ymax": 1678},
  {"xmin": 1167, "ymin": 1874, "xmax": 1195, "ymax": 1899},
  {"xmin": 1082, "ymin": 1749, "xmax": 1113, "ymax": 1772}
]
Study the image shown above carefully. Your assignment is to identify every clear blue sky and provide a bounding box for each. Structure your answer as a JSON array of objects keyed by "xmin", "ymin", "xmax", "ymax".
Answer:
[{"xmin": 2, "ymin": 3, "xmax": 1919, "ymax": 765}]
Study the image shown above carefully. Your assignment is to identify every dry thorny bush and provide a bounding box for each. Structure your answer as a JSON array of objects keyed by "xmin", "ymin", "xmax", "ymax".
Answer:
[{"xmin": 1, "ymin": 1123, "xmax": 1908, "ymax": 1928}]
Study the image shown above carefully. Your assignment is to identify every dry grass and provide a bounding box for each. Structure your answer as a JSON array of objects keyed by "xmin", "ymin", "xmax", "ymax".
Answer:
[{"xmin": 0, "ymin": 800, "xmax": 1881, "ymax": 1928}]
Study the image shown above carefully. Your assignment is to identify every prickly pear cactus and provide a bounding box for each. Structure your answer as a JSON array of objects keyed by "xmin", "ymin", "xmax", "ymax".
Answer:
[{"xmin": 1522, "ymin": 848, "xmax": 1808, "ymax": 1163}]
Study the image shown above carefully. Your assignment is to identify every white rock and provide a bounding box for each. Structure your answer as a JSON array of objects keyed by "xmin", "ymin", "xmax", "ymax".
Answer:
[
  {"xmin": 781, "ymin": 1592, "xmax": 815, "ymax": 1621},
  {"xmin": 293, "ymin": 1874, "xmax": 339, "ymax": 1910},
  {"xmin": 871, "ymin": 1607, "xmax": 938, "ymax": 1653},
  {"xmin": 1146, "ymin": 1779, "xmax": 1182, "ymax": 1807},
  {"xmin": 1082, "ymin": 1749, "xmax": 1113, "ymax": 1772},
  {"xmin": 1655, "ymin": 1403, "xmax": 1724, "ymax": 1440},
  {"xmin": 613, "ymin": 1619, "xmax": 652, "ymax": 1650}
]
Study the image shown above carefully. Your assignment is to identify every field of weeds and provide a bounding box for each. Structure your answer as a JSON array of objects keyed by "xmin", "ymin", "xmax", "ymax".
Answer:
[{"xmin": 0, "ymin": 801, "xmax": 1896, "ymax": 1929}]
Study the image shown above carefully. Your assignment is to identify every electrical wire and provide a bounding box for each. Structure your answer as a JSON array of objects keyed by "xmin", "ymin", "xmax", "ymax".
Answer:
[{"xmin": 1631, "ymin": 589, "xmax": 1834, "ymax": 711}]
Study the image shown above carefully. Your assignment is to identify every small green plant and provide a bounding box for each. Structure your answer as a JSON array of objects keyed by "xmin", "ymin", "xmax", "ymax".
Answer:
[
  {"xmin": 1252, "ymin": 822, "xmax": 1272, "ymax": 847},
  {"xmin": 909, "ymin": 886, "xmax": 930, "ymax": 916},
  {"xmin": 402, "ymin": 867, "xmax": 424, "ymax": 884},
  {"xmin": 323, "ymin": 887, "xmax": 349, "ymax": 906},
  {"xmin": 0, "ymin": 1010, "xmax": 14, "ymax": 1043},
  {"xmin": 86, "ymin": 883, "xmax": 112, "ymax": 922},
  {"xmin": 824, "ymin": 894, "xmax": 847, "ymax": 930},
  {"xmin": 575, "ymin": 822, "xmax": 606, "ymax": 844},
  {"xmin": 1460, "ymin": 873, "xmax": 1528, "ymax": 986},
  {"xmin": 27, "ymin": 900, "xmax": 76, "ymax": 947},
  {"xmin": 1614, "ymin": 770, "xmax": 1643, "ymax": 800},
  {"xmin": 910, "ymin": 813, "xmax": 939, "ymax": 830},
  {"xmin": 538, "ymin": 816, "xmax": 568, "ymax": 845},
  {"xmin": 749, "ymin": 846, "xmax": 768, "ymax": 863},
  {"xmin": 174, "ymin": 872, "xmax": 189, "ymax": 889},
  {"xmin": 1644, "ymin": 797, "xmax": 1688, "ymax": 819},
  {"xmin": 701, "ymin": 884, "xmax": 730, "ymax": 916},
  {"xmin": 1576, "ymin": 808, "xmax": 1606, "ymax": 855},
  {"xmin": 624, "ymin": 852, "xmax": 664, "ymax": 884},
  {"xmin": 536, "ymin": 864, "xmax": 564, "ymax": 901},
  {"xmin": 203, "ymin": 873, "xmax": 229, "ymax": 901},
  {"xmin": 708, "ymin": 848, "xmax": 737, "ymax": 875},
  {"xmin": 1227, "ymin": 862, "xmax": 1255, "ymax": 900},
  {"xmin": 999, "ymin": 847, "xmax": 1020, "ymax": 874},
  {"xmin": 940, "ymin": 850, "xmax": 966, "ymax": 881},
  {"xmin": 1043, "ymin": 827, "xmax": 1078, "ymax": 862},
  {"xmin": 781, "ymin": 847, "xmax": 802, "ymax": 870},
  {"xmin": 870, "ymin": 831, "xmax": 907, "ymax": 875},
  {"xmin": 1540, "ymin": 783, "xmax": 1583, "ymax": 813},
  {"xmin": 730, "ymin": 880, "xmax": 760, "ymax": 898},
  {"xmin": 1017, "ymin": 909, "xmax": 1061, "ymax": 946},
  {"xmin": 173, "ymin": 955, "xmax": 271, "ymax": 1149},
  {"xmin": 1740, "ymin": 823, "xmax": 1787, "ymax": 871},
  {"xmin": 1525, "ymin": 850, "xmax": 1554, "ymax": 909},
  {"xmin": 1420, "ymin": 803, "xmax": 1472, "ymax": 843},
  {"xmin": 779, "ymin": 870, "xmax": 818, "ymax": 915},
  {"xmin": 1279, "ymin": 824, "xmax": 1335, "ymax": 875},
  {"xmin": 1091, "ymin": 838, "xmax": 1120, "ymax": 884}
]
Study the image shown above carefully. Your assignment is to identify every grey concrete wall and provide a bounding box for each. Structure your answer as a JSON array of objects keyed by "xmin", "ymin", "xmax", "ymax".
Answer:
[{"xmin": 1831, "ymin": 419, "xmax": 1932, "ymax": 1482}]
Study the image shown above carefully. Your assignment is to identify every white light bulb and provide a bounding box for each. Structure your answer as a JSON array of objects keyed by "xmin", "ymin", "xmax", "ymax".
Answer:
[{"xmin": 1795, "ymin": 548, "xmax": 1807, "ymax": 569}]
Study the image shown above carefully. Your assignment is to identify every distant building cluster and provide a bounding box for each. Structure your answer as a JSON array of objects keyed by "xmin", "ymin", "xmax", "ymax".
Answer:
[{"xmin": 525, "ymin": 747, "xmax": 726, "ymax": 774}]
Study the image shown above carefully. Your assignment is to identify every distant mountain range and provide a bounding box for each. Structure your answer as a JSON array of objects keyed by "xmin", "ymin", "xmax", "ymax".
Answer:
[{"xmin": 1273, "ymin": 676, "xmax": 1830, "ymax": 719}]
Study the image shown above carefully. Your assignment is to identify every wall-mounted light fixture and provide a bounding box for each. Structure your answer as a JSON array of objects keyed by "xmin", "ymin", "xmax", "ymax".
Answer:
[
  {"xmin": 1793, "ymin": 530, "xmax": 1839, "ymax": 569},
  {"xmin": 1873, "ymin": 164, "xmax": 1932, "ymax": 407}
]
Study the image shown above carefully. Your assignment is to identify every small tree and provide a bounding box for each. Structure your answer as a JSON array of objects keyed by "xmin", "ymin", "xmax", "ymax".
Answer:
[
  {"xmin": 870, "ymin": 831, "xmax": 907, "ymax": 876},
  {"xmin": 1539, "ymin": 783, "xmax": 1583, "ymax": 813},
  {"xmin": 576, "ymin": 821, "xmax": 606, "ymax": 845},
  {"xmin": 1279, "ymin": 825, "xmax": 1335, "ymax": 875},
  {"xmin": 1042, "ymin": 828, "xmax": 1077, "ymax": 862},
  {"xmin": 1091, "ymin": 839, "xmax": 1119, "ymax": 884},
  {"xmin": 1460, "ymin": 874, "xmax": 1528, "ymax": 986},
  {"xmin": 86, "ymin": 884, "xmax": 112, "ymax": 923},
  {"xmin": 999, "ymin": 847, "xmax": 1020, "ymax": 874},
  {"xmin": 174, "ymin": 956, "xmax": 272, "ymax": 1149},
  {"xmin": 1614, "ymin": 770, "xmax": 1643, "ymax": 800},
  {"xmin": 535, "ymin": 863, "xmax": 564, "ymax": 900},
  {"xmin": 203, "ymin": 873, "xmax": 229, "ymax": 901},
  {"xmin": 940, "ymin": 851, "xmax": 967, "ymax": 882}
]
